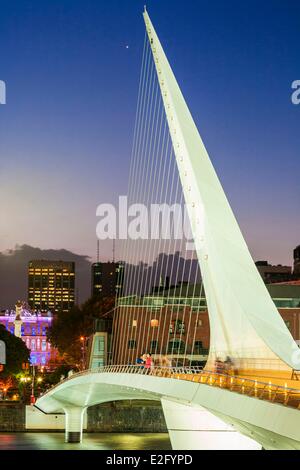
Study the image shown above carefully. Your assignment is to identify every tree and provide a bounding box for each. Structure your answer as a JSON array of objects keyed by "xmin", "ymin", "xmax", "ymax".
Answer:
[
  {"xmin": 0, "ymin": 325, "xmax": 30, "ymax": 377},
  {"xmin": 47, "ymin": 296, "xmax": 115, "ymax": 366}
]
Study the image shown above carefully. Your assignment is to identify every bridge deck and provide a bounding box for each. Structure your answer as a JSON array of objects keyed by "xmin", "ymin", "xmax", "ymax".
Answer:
[{"xmin": 42, "ymin": 365, "xmax": 300, "ymax": 412}]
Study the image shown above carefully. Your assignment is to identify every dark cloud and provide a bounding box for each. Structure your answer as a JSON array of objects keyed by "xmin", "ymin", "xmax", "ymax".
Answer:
[{"xmin": 0, "ymin": 245, "xmax": 91, "ymax": 309}]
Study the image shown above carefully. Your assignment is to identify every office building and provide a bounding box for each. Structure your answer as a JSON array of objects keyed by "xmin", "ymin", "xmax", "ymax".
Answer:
[
  {"xmin": 28, "ymin": 260, "xmax": 75, "ymax": 313},
  {"xmin": 91, "ymin": 262, "xmax": 124, "ymax": 298}
]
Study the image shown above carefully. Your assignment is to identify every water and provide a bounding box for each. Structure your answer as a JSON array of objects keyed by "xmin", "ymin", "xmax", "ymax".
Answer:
[{"xmin": 0, "ymin": 432, "xmax": 171, "ymax": 450}]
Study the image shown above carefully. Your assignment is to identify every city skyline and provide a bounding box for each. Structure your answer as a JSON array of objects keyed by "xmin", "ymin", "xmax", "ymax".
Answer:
[
  {"xmin": 1, "ymin": 1, "xmax": 300, "ymax": 265},
  {"xmin": 1, "ymin": 2, "xmax": 300, "ymax": 451}
]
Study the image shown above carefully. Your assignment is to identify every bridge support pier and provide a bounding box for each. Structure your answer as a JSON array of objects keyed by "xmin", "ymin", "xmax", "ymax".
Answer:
[
  {"xmin": 161, "ymin": 398, "xmax": 261, "ymax": 450},
  {"xmin": 64, "ymin": 406, "xmax": 85, "ymax": 443}
]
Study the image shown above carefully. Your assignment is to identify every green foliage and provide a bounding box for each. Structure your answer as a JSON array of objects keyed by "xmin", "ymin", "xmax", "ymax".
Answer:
[
  {"xmin": 44, "ymin": 364, "xmax": 79, "ymax": 387},
  {"xmin": 0, "ymin": 325, "xmax": 30, "ymax": 377},
  {"xmin": 47, "ymin": 296, "xmax": 115, "ymax": 366}
]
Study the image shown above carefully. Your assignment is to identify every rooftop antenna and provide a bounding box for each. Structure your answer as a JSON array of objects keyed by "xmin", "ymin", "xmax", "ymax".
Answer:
[
  {"xmin": 112, "ymin": 239, "xmax": 115, "ymax": 263},
  {"xmin": 97, "ymin": 239, "xmax": 99, "ymax": 264}
]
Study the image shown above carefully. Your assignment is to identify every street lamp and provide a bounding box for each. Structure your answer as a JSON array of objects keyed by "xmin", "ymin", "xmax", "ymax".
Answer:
[{"xmin": 30, "ymin": 366, "xmax": 35, "ymax": 405}]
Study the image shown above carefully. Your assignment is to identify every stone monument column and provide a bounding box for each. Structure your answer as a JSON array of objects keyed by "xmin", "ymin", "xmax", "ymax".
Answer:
[{"xmin": 14, "ymin": 300, "xmax": 23, "ymax": 338}]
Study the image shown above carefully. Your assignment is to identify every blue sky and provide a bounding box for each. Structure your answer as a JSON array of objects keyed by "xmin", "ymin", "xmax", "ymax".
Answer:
[{"xmin": 0, "ymin": 0, "xmax": 299, "ymax": 265}]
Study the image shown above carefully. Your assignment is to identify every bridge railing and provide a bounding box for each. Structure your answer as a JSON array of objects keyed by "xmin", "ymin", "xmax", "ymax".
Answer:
[{"xmin": 40, "ymin": 364, "xmax": 300, "ymax": 411}]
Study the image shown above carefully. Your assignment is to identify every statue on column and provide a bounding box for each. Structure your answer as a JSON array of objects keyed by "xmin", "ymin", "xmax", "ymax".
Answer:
[{"xmin": 14, "ymin": 300, "xmax": 23, "ymax": 338}]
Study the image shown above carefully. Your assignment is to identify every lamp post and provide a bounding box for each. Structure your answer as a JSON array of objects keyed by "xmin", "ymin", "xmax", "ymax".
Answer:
[{"xmin": 30, "ymin": 365, "xmax": 35, "ymax": 405}]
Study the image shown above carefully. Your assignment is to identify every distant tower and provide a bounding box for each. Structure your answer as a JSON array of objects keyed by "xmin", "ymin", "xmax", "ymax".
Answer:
[
  {"xmin": 294, "ymin": 246, "xmax": 300, "ymax": 275},
  {"xmin": 14, "ymin": 300, "xmax": 23, "ymax": 338}
]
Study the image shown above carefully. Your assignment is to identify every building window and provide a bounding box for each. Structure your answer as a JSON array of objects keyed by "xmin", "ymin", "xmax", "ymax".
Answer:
[
  {"xmin": 42, "ymin": 326, "xmax": 46, "ymax": 336},
  {"xmin": 132, "ymin": 320, "xmax": 137, "ymax": 327},
  {"xmin": 41, "ymin": 340, "xmax": 47, "ymax": 352},
  {"xmin": 128, "ymin": 340, "xmax": 137, "ymax": 349},
  {"xmin": 150, "ymin": 340, "xmax": 159, "ymax": 353},
  {"xmin": 21, "ymin": 325, "xmax": 25, "ymax": 336},
  {"xmin": 37, "ymin": 338, "xmax": 41, "ymax": 350},
  {"xmin": 167, "ymin": 339, "xmax": 185, "ymax": 354},
  {"xmin": 169, "ymin": 320, "xmax": 185, "ymax": 334},
  {"xmin": 31, "ymin": 339, "xmax": 36, "ymax": 351},
  {"xmin": 175, "ymin": 320, "xmax": 185, "ymax": 334},
  {"xmin": 193, "ymin": 340, "xmax": 203, "ymax": 354},
  {"xmin": 197, "ymin": 319, "xmax": 203, "ymax": 327},
  {"xmin": 31, "ymin": 327, "xmax": 36, "ymax": 336},
  {"xmin": 285, "ymin": 320, "xmax": 291, "ymax": 330},
  {"xmin": 97, "ymin": 336, "xmax": 105, "ymax": 353},
  {"xmin": 151, "ymin": 319, "xmax": 159, "ymax": 327}
]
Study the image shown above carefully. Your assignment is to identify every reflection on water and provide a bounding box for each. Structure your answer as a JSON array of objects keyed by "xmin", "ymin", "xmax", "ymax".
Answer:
[{"xmin": 0, "ymin": 433, "xmax": 171, "ymax": 450}]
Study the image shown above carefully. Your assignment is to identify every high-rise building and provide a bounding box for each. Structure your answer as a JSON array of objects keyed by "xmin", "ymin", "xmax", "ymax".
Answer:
[
  {"xmin": 28, "ymin": 260, "xmax": 75, "ymax": 313},
  {"xmin": 91, "ymin": 262, "xmax": 124, "ymax": 298},
  {"xmin": 294, "ymin": 246, "xmax": 300, "ymax": 274}
]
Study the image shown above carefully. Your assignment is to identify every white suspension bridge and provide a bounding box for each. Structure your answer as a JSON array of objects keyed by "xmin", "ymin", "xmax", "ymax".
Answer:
[{"xmin": 36, "ymin": 9, "xmax": 300, "ymax": 450}]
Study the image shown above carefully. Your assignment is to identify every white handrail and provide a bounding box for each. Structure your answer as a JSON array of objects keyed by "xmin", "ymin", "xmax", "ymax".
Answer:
[{"xmin": 39, "ymin": 365, "xmax": 300, "ymax": 411}]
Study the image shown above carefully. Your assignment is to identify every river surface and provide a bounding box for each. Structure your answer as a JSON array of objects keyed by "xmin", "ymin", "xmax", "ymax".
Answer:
[{"xmin": 0, "ymin": 432, "xmax": 171, "ymax": 450}]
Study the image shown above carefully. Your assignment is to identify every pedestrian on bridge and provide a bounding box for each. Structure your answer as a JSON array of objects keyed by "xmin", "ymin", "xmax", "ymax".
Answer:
[
  {"xmin": 145, "ymin": 353, "xmax": 153, "ymax": 372},
  {"xmin": 136, "ymin": 355, "xmax": 145, "ymax": 368}
]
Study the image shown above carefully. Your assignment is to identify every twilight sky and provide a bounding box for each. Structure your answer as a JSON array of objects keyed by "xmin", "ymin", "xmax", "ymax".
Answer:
[{"xmin": 0, "ymin": 0, "xmax": 299, "ymax": 266}]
